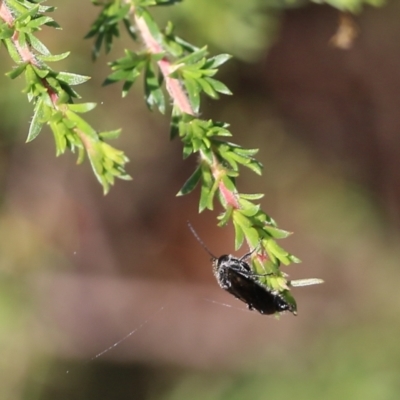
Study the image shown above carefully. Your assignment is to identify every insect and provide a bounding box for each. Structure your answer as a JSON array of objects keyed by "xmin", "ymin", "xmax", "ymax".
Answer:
[{"xmin": 187, "ymin": 222, "xmax": 297, "ymax": 316}]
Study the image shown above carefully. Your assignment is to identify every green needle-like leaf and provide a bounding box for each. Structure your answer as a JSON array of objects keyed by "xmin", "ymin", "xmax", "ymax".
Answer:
[
  {"xmin": 27, "ymin": 97, "xmax": 45, "ymax": 142},
  {"xmin": 177, "ymin": 165, "xmax": 202, "ymax": 196}
]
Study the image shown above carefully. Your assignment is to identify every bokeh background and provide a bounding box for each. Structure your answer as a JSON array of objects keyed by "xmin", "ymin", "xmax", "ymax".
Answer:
[{"xmin": 1, "ymin": 0, "xmax": 400, "ymax": 399}]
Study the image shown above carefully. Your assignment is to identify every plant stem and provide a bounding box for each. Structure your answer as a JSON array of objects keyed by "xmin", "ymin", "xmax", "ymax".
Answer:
[{"xmin": 130, "ymin": 4, "xmax": 195, "ymax": 115}]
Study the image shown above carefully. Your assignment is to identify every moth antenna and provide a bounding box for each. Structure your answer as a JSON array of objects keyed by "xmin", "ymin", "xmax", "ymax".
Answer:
[{"xmin": 187, "ymin": 221, "xmax": 217, "ymax": 259}]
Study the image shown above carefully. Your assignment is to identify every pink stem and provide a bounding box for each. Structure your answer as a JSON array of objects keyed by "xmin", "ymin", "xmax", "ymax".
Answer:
[{"xmin": 132, "ymin": 9, "xmax": 195, "ymax": 116}]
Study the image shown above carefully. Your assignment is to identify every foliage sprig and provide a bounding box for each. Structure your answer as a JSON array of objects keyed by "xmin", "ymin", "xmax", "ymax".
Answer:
[
  {"xmin": 85, "ymin": 0, "xmax": 325, "ymax": 312},
  {"xmin": 0, "ymin": 0, "xmax": 131, "ymax": 193}
]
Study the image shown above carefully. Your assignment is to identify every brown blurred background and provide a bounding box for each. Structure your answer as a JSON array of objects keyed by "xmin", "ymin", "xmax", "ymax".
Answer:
[{"xmin": 1, "ymin": 1, "xmax": 400, "ymax": 399}]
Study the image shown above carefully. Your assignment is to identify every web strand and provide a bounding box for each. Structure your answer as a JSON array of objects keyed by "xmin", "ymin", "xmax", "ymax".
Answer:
[{"xmin": 91, "ymin": 305, "xmax": 165, "ymax": 360}]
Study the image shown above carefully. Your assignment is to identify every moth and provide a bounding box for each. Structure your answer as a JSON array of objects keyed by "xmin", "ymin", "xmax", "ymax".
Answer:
[
  {"xmin": 188, "ymin": 222, "xmax": 323, "ymax": 316},
  {"xmin": 214, "ymin": 253, "xmax": 296, "ymax": 315}
]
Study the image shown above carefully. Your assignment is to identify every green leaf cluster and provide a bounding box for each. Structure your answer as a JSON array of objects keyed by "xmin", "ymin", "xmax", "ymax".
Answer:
[
  {"xmin": 311, "ymin": 0, "xmax": 386, "ymax": 13},
  {"xmin": 105, "ymin": 49, "xmax": 166, "ymax": 112},
  {"xmin": 2, "ymin": 0, "xmax": 130, "ymax": 193},
  {"xmin": 85, "ymin": 2, "xmax": 133, "ymax": 59},
  {"xmin": 171, "ymin": 48, "xmax": 232, "ymax": 113}
]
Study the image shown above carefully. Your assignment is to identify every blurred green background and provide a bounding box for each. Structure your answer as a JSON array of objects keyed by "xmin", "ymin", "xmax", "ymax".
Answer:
[{"xmin": 1, "ymin": 0, "xmax": 400, "ymax": 399}]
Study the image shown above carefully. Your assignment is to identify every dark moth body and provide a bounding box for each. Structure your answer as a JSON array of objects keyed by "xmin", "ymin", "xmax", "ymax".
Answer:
[
  {"xmin": 213, "ymin": 255, "xmax": 296, "ymax": 315},
  {"xmin": 186, "ymin": 222, "xmax": 299, "ymax": 316}
]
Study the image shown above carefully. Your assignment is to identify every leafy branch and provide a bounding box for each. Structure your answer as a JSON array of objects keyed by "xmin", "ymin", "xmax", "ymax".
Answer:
[
  {"xmin": 0, "ymin": 0, "xmax": 329, "ymax": 313},
  {"xmin": 85, "ymin": 0, "xmax": 325, "ymax": 312},
  {"xmin": 0, "ymin": 0, "xmax": 130, "ymax": 193}
]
